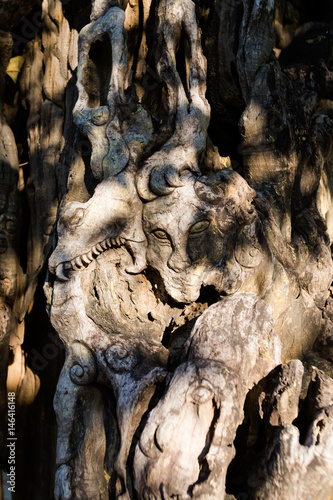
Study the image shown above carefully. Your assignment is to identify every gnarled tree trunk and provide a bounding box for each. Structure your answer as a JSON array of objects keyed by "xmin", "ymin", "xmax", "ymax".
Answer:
[{"xmin": 1, "ymin": 0, "xmax": 333, "ymax": 499}]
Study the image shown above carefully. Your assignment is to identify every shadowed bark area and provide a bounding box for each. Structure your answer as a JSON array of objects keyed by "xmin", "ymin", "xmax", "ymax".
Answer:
[{"xmin": 0, "ymin": 0, "xmax": 333, "ymax": 499}]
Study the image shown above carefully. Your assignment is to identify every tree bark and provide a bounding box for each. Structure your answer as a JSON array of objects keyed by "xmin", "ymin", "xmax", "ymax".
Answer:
[{"xmin": 0, "ymin": 0, "xmax": 333, "ymax": 499}]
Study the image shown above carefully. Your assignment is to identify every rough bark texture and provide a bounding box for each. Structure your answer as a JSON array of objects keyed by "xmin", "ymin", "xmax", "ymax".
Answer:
[{"xmin": 0, "ymin": 0, "xmax": 333, "ymax": 499}]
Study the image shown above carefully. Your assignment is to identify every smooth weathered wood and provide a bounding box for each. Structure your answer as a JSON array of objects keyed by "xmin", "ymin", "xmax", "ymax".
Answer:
[{"xmin": 0, "ymin": 1, "xmax": 333, "ymax": 499}]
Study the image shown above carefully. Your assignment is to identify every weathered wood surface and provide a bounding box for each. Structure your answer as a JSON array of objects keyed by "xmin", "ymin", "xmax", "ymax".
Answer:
[{"xmin": 0, "ymin": 0, "xmax": 333, "ymax": 499}]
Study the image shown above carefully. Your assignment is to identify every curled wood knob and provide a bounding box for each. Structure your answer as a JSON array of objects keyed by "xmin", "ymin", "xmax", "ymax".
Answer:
[
  {"xmin": 105, "ymin": 344, "xmax": 137, "ymax": 372},
  {"xmin": 69, "ymin": 343, "xmax": 97, "ymax": 385}
]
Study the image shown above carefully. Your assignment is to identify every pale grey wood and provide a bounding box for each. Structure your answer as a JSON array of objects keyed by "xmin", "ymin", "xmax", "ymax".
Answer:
[{"xmin": 0, "ymin": 1, "xmax": 333, "ymax": 499}]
